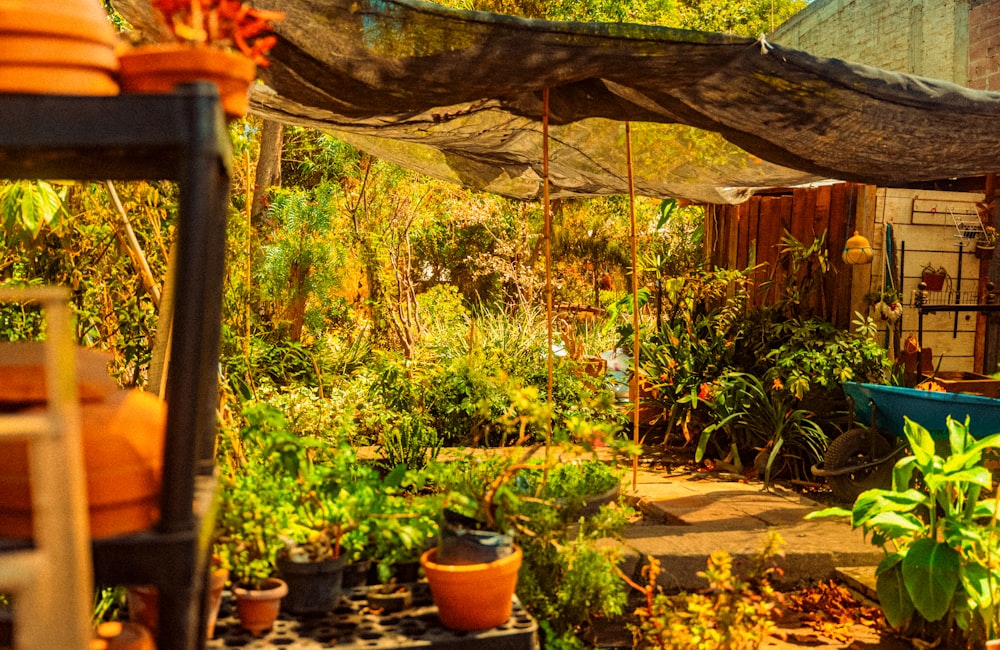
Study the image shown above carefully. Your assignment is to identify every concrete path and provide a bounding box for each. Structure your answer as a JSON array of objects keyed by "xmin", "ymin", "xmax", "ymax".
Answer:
[{"xmin": 617, "ymin": 467, "xmax": 882, "ymax": 592}]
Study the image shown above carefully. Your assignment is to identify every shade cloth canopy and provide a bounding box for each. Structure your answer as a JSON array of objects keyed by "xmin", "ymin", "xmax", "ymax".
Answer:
[{"xmin": 114, "ymin": 0, "xmax": 1000, "ymax": 203}]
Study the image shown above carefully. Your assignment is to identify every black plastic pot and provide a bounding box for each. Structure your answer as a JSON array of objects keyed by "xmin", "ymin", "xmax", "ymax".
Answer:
[
  {"xmin": 437, "ymin": 509, "xmax": 513, "ymax": 565},
  {"xmin": 342, "ymin": 559, "xmax": 371, "ymax": 589},
  {"xmin": 367, "ymin": 584, "xmax": 413, "ymax": 614},
  {"xmin": 276, "ymin": 553, "xmax": 347, "ymax": 615}
]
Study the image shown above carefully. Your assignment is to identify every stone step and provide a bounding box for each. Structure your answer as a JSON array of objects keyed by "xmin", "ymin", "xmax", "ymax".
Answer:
[{"xmin": 618, "ymin": 470, "xmax": 883, "ymax": 591}]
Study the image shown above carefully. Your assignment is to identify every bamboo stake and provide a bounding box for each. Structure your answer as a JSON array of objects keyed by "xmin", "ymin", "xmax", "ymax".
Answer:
[
  {"xmin": 543, "ymin": 87, "xmax": 554, "ymax": 449},
  {"xmin": 626, "ymin": 122, "xmax": 640, "ymax": 492},
  {"xmin": 105, "ymin": 181, "xmax": 161, "ymax": 307}
]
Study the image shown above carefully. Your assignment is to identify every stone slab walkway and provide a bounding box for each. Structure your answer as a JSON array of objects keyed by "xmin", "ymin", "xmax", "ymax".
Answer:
[{"xmin": 617, "ymin": 468, "xmax": 882, "ymax": 592}]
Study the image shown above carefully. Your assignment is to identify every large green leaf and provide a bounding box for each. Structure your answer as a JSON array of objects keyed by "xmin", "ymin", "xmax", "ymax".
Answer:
[
  {"xmin": 877, "ymin": 562, "xmax": 915, "ymax": 629},
  {"xmin": 804, "ymin": 506, "xmax": 852, "ymax": 520},
  {"xmin": 959, "ymin": 561, "xmax": 997, "ymax": 610},
  {"xmin": 0, "ymin": 180, "xmax": 65, "ymax": 237},
  {"xmin": 864, "ymin": 511, "xmax": 923, "ymax": 536},
  {"xmin": 903, "ymin": 418, "xmax": 937, "ymax": 467},
  {"xmin": 902, "ymin": 538, "xmax": 961, "ymax": 622},
  {"xmin": 926, "ymin": 466, "xmax": 992, "ymax": 493},
  {"xmin": 947, "ymin": 416, "xmax": 972, "ymax": 457},
  {"xmin": 851, "ymin": 489, "xmax": 925, "ymax": 528}
]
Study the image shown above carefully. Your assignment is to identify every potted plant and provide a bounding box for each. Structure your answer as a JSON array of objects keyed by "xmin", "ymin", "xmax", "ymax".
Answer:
[
  {"xmin": 977, "ymin": 226, "xmax": 997, "ymax": 259},
  {"xmin": 213, "ymin": 468, "xmax": 287, "ymax": 637},
  {"xmin": 419, "ymin": 448, "xmax": 547, "ymax": 631},
  {"xmin": 864, "ymin": 286, "xmax": 904, "ymax": 323},
  {"xmin": 366, "ymin": 578, "xmax": 413, "ymax": 614},
  {"xmin": 809, "ymin": 417, "xmax": 1000, "ymax": 647},
  {"xmin": 920, "ymin": 263, "xmax": 948, "ymax": 291},
  {"xmin": 238, "ymin": 403, "xmax": 360, "ymax": 616},
  {"xmin": 125, "ymin": 555, "xmax": 229, "ymax": 639},
  {"xmin": 117, "ymin": 0, "xmax": 285, "ymax": 120}
]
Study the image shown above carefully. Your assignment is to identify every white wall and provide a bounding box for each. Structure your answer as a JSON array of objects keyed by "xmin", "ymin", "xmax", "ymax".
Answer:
[{"xmin": 866, "ymin": 188, "xmax": 987, "ymax": 372}]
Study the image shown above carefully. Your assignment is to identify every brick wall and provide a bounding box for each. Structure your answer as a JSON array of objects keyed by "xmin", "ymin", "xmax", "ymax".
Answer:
[
  {"xmin": 772, "ymin": 0, "xmax": 973, "ymax": 85},
  {"xmin": 970, "ymin": 0, "xmax": 1000, "ymax": 89}
]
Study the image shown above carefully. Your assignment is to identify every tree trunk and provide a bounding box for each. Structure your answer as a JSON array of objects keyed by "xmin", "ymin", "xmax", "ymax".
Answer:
[{"xmin": 251, "ymin": 120, "xmax": 283, "ymax": 225}]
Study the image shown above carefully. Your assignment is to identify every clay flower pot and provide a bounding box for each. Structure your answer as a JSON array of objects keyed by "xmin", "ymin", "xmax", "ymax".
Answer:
[
  {"xmin": 0, "ymin": 0, "xmax": 120, "ymax": 95},
  {"xmin": 0, "ymin": 344, "xmax": 165, "ymax": 539},
  {"xmin": 118, "ymin": 43, "xmax": 257, "ymax": 120},
  {"xmin": 420, "ymin": 545, "xmax": 522, "ymax": 631},
  {"xmin": 126, "ymin": 563, "xmax": 228, "ymax": 639},
  {"xmin": 91, "ymin": 622, "xmax": 155, "ymax": 650},
  {"xmin": 232, "ymin": 577, "xmax": 287, "ymax": 637},
  {"xmin": 206, "ymin": 564, "xmax": 230, "ymax": 639}
]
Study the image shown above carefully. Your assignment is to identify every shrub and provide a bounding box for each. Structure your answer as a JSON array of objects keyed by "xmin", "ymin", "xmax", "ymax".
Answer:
[{"xmin": 628, "ymin": 532, "xmax": 785, "ymax": 649}]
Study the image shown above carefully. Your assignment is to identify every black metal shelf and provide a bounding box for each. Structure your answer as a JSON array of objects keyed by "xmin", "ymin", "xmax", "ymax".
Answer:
[{"xmin": 0, "ymin": 84, "xmax": 232, "ymax": 650}]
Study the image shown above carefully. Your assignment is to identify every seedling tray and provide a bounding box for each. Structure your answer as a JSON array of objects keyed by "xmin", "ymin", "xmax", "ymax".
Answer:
[{"xmin": 206, "ymin": 582, "xmax": 538, "ymax": 649}]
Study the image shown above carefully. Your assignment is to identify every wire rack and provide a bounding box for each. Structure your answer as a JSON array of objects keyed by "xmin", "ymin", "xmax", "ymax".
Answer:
[
  {"xmin": 952, "ymin": 207, "xmax": 986, "ymax": 241},
  {"xmin": 913, "ymin": 289, "xmax": 983, "ymax": 307}
]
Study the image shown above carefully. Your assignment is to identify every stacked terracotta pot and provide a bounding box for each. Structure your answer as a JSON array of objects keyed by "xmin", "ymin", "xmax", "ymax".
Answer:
[
  {"xmin": 0, "ymin": 344, "xmax": 165, "ymax": 539},
  {"xmin": 0, "ymin": 0, "xmax": 120, "ymax": 95}
]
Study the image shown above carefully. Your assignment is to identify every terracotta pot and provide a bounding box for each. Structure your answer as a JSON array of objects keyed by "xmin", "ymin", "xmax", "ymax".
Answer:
[
  {"xmin": 127, "ymin": 564, "xmax": 228, "ymax": 639},
  {"xmin": 0, "ymin": 344, "xmax": 165, "ymax": 539},
  {"xmin": 276, "ymin": 553, "xmax": 347, "ymax": 615},
  {"xmin": 118, "ymin": 43, "xmax": 257, "ymax": 120},
  {"xmin": 420, "ymin": 545, "xmax": 522, "ymax": 631},
  {"xmin": 0, "ymin": 0, "xmax": 119, "ymax": 95},
  {"xmin": 125, "ymin": 585, "xmax": 158, "ymax": 634},
  {"xmin": 90, "ymin": 622, "xmax": 155, "ymax": 650},
  {"xmin": 206, "ymin": 565, "xmax": 230, "ymax": 639},
  {"xmin": 233, "ymin": 577, "xmax": 287, "ymax": 637}
]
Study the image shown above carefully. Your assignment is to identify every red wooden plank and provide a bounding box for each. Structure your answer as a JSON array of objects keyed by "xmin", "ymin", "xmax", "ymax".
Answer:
[
  {"xmin": 814, "ymin": 185, "xmax": 832, "ymax": 241},
  {"xmin": 747, "ymin": 198, "xmax": 761, "ymax": 268},
  {"xmin": 827, "ymin": 183, "xmax": 852, "ymax": 327},
  {"xmin": 790, "ymin": 188, "xmax": 810, "ymax": 245}
]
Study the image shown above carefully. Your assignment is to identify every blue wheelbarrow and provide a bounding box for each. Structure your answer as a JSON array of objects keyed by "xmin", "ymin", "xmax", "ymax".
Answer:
[{"xmin": 811, "ymin": 382, "xmax": 1000, "ymax": 501}]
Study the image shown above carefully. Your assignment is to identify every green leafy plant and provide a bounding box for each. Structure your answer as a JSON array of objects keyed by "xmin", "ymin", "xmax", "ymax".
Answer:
[
  {"xmin": 697, "ymin": 371, "xmax": 828, "ymax": 487},
  {"xmin": 640, "ymin": 267, "xmax": 753, "ymax": 440},
  {"xmin": 808, "ymin": 417, "xmax": 1000, "ymax": 647},
  {"xmin": 753, "ymin": 312, "xmax": 889, "ymax": 400},
  {"xmin": 214, "ymin": 467, "xmax": 285, "ymax": 589},
  {"xmin": 625, "ymin": 532, "xmax": 785, "ymax": 649}
]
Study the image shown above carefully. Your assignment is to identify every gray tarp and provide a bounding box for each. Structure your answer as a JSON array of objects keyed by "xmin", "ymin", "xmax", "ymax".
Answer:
[{"xmin": 114, "ymin": 0, "xmax": 1000, "ymax": 203}]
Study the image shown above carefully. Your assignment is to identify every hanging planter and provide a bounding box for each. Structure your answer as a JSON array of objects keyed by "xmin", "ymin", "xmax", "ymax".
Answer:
[
  {"xmin": 920, "ymin": 264, "xmax": 947, "ymax": 291},
  {"xmin": 975, "ymin": 243, "xmax": 995, "ymax": 260},
  {"xmin": 842, "ymin": 230, "xmax": 874, "ymax": 265},
  {"xmin": 0, "ymin": 0, "xmax": 120, "ymax": 95}
]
